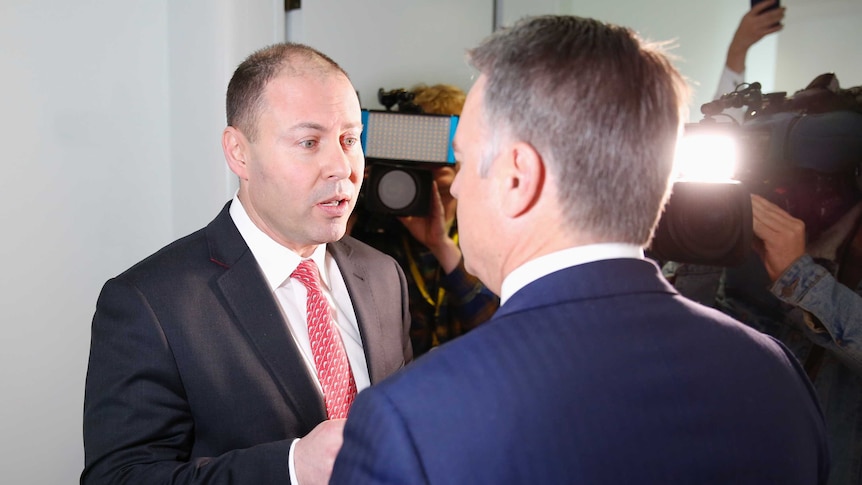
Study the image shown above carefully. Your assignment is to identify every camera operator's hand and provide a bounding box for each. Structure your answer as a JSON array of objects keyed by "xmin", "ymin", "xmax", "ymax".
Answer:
[
  {"xmin": 726, "ymin": 0, "xmax": 785, "ymax": 73},
  {"xmin": 751, "ymin": 194, "xmax": 806, "ymax": 281},
  {"xmin": 398, "ymin": 180, "xmax": 462, "ymax": 274}
]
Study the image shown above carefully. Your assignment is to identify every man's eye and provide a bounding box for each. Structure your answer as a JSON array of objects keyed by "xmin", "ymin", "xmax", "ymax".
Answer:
[
  {"xmin": 300, "ymin": 140, "xmax": 317, "ymax": 149},
  {"xmin": 343, "ymin": 137, "xmax": 359, "ymax": 147}
]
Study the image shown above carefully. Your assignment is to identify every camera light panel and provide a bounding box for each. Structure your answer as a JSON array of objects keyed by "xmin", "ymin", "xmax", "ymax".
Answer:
[
  {"xmin": 674, "ymin": 131, "xmax": 738, "ymax": 182},
  {"xmin": 361, "ymin": 110, "xmax": 457, "ymax": 164}
]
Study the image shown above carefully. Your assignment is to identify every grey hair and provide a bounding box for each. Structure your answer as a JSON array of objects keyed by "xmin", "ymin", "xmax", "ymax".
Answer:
[{"xmin": 467, "ymin": 15, "xmax": 689, "ymax": 245}]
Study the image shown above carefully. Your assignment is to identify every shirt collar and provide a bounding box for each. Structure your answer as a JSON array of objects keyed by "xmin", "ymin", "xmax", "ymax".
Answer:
[
  {"xmin": 229, "ymin": 193, "xmax": 329, "ymax": 291},
  {"xmin": 500, "ymin": 243, "xmax": 644, "ymax": 305}
]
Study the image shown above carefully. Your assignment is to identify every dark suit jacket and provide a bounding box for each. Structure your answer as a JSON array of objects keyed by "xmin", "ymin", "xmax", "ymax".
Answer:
[
  {"xmin": 332, "ymin": 258, "xmax": 830, "ymax": 484},
  {"xmin": 81, "ymin": 202, "xmax": 412, "ymax": 484}
]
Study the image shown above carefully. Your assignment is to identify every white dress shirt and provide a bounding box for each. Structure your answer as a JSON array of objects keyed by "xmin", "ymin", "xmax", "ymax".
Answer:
[
  {"xmin": 716, "ymin": 65, "xmax": 745, "ymax": 101},
  {"xmin": 229, "ymin": 194, "xmax": 370, "ymax": 483},
  {"xmin": 229, "ymin": 195, "xmax": 370, "ymax": 392},
  {"xmin": 713, "ymin": 65, "xmax": 747, "ymax": 123}
]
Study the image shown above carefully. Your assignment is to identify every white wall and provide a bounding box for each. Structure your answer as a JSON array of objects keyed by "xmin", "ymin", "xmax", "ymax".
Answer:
[
  {"xmin": 0, "ymin": 1, "xmax": 281, "ymax": 483},
  {"xmin": 0, "ymin": 0, "xmax": 858, "ymax": 483},
  {"xmin": 498, "ymin": 0, "xmax": 566, "ymax": 27},
  {"xmin": 284, "ymin": 0, "xmax": 736, "ymax": 117},
  {"xmin": 560, "ymin": 0, "xmax": 861, "ymax": 119},
  {"xmin": 775, "ymin": 0, "xmax": 862, "ymax": 95},
  {"xmin": 559, "ymin": 0, "xmax": 750, "ymax": 120},
  {"xmin": 168, "ymin": 0, "xmax": 285, "ymax": 236},
  {"xmin": 286, "ymin": 0, "xmax": 494, "ymax": 111},
  {"xmin": 0, "ymin": 3, "xmax": 172, "ymax": 483},
  {"xmin": 285, "ymin": 0, "xmax": 816, "ymax": 120}
]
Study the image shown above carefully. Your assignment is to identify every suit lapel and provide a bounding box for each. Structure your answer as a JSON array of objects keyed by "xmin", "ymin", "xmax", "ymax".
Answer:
[
  {"xmin": 329, "ymin": 239, "xmax": 390, "ymax": 384},
  {"xmin": 206, "ymin": 203, "xmax": 326, "ymax": 431}
]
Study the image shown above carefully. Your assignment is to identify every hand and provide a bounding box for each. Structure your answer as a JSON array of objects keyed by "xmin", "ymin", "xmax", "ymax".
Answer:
[
  {"xmin": 399, "ymin": 181, "xmax": 449, "ymax": 248},
  {"xmin": 751, "ymin": 194, "xmax": 806, "ymax": 281},
  {"xmin": 398, "ymin": 181, "xmax": 462, "ymax": 273},
  {"xmin": 726, "ymin": 1, "xmax": 786, "ymax": 72},
  {"xmin": 294, "ymin": 419, "xmax": 346, "ymax": 485}
]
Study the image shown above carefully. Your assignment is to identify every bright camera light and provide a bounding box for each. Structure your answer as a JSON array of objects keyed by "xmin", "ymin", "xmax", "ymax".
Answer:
[{"xmin": 673, "ymin": 130, "xmax": 738, "ymax": 182}]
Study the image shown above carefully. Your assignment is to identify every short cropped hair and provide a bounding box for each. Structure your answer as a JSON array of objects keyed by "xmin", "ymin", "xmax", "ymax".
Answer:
[
  {"xmin": 411, "ymin": 83, "xmax": 466, "ymax": 116},
  {"xmin": 467, "ymin": 15, "xmax": 689, "ymax": 246},
  {"xmin": 226, "ymin": 43, "xmax": 349, "ymax": 141}
]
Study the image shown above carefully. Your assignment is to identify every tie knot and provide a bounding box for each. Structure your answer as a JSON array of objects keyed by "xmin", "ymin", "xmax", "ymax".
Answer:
[{"xmin": 291, "ymin": 259, "xmax": 322, "ymax": 292}]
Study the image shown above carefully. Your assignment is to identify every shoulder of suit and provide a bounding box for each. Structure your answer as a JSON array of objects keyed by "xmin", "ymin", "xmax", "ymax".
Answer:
[
  {"xmin": 335, "ymin": 235, "xmax": 396, "ymax": 262},
  {"xmin": 115, "ymin": 226, "xmax": 211, "ymax": 283}
]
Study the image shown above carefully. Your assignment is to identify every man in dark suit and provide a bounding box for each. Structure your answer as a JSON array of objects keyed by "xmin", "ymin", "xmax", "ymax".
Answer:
[
  {"xmin": 81, "ymin": 43, "xmax": 412, "ymax": 484},
  {"xmin": 331, "ymin": 15, "xmax": 830, "ymax": 484}
]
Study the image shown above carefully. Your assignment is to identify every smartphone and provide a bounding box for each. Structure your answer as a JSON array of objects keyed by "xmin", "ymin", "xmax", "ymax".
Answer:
[
  {"xmin": 751, "ymin": 0, "xmax": 780, "ymax": 12},
  {"xmin": 751, "ymin": 0, "xmax": 781, "ymax": 27}
]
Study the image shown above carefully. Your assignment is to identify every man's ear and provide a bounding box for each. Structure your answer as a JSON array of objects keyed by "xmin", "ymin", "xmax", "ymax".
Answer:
[
  {"xmin": 501, "ymin": 141, "xmax": 544, "ymax": 218},
  {"xmin": 222, "ymin": 126, "xmax": 249, "ymax": 180}
]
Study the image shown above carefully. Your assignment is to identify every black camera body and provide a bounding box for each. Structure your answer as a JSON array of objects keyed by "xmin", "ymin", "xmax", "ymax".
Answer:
[
  {"xmin": 651, "ymin": 180, "xmax": 754, "ymax": 266},
  {"xmin": 360, "ymin": 108, "xmax": 458, "ymax": 216},
  {"xmin": 377, "ymin": 88, "xmax": 423, "ymax": 114},
  {"xmin": 651, "ymin": 82, "xmax": 862, "ymax": 266},
  {"xmin": 363, "ymin": 160, "xmax": 436, "ymax": 216}
]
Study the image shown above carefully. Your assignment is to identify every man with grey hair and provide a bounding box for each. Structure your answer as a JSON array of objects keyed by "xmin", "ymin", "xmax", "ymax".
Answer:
[{"xmin": 331, "ymin": 15, "xmax": 829, "ymax": 484}]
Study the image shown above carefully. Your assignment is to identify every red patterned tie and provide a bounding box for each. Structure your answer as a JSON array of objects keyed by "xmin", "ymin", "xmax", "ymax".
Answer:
[{"xmin": 291, "ymin": 259, "xmax": 357, "ymax": 419}]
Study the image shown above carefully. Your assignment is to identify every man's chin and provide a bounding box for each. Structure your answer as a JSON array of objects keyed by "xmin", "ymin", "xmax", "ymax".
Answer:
[{"xmin": 321, "ymin": 222, "xmax": 348, "ymax": 242}]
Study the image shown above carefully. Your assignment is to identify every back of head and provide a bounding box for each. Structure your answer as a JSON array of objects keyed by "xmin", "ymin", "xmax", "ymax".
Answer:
[
  {"xmin": 411, "ymin": 83, "xmax": 466, "ymax": 116},
  {"xmin": 467, "ymin": 15, "xmax": 689, "ymax": 245},
  {"xmin": 226, "ymin": 43, "xmax": 350, "ymax": 142}
]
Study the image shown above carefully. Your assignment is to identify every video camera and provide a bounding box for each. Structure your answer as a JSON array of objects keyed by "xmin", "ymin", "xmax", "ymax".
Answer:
[
  {"xmin": 359, "ymin": 88, "xmax": 459, "ymax": 217},
  {"xmin": 377, "ymin": 88, "xmax": 423, "ymax": 114},
  {"xmin": 650, "ymin": 78, "xmax": 862, "ymax": 266}
]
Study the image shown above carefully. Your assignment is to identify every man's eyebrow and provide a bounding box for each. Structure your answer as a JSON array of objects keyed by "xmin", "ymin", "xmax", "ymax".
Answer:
[
  {"xmin": 286, "ymin": 121, "xmax": 325, "ymax": 133},
  {"xmin": 286, "ymin": 121, "xmax": 364, "ymax": 132}
]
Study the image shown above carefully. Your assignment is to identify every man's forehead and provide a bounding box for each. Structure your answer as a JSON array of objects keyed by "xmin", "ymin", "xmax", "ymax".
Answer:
[{"xmin": 264, "ymin": 70, "xmax": 360, "ymax": 116}]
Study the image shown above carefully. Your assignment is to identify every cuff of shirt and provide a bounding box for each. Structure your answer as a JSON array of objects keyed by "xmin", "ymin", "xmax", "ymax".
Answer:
[
  {"xmin": 288, "ymin": 437, "xmax": 301, "ymax": 484},
  {"xmin": 724, "ymin": 65, "xmax": 744, "ymax": 83},
  {"xmin": 770, "ymin": 254, "xmax": 837, "ymax": 334},
  {"xmin": 771, "ymin": 254, "xmax": 829, "ymax": 302}
]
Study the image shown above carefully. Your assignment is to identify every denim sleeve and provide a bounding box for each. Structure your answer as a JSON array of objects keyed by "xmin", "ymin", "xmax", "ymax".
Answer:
[
  {"xmin": 661, "ymin": 261, "xmax": 724, "ymax": 307},
  {"xmin": 771, "ymin": 254, "xmax": 862, "ymax": 375}
]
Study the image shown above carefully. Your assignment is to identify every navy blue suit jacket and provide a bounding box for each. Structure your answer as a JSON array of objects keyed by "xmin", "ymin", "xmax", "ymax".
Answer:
[
  {"xmin": 82, "ymin": 202, "xmax": 412, "ymax": 484},
  {"xmin": 332, "ymin": 258, "xmax": 830, "ymax": 484}
]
